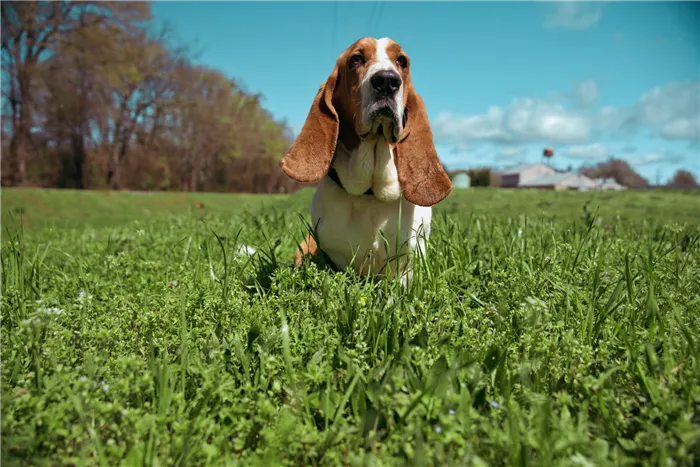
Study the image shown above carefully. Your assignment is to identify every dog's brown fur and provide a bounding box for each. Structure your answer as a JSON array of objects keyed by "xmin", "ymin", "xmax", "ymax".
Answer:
[
  {"xmin": 279, "ymin": 37, "xmax": 452, "ymax": 208},
  {"xmin": 293, "ymin": 234, "xmax": 319, "ymax": 266}
]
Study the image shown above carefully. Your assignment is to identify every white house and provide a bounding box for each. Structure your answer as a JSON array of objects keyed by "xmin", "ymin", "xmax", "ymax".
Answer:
[
  {"xmin": 500, "ymin": 163, "xmax": 557, "ymax": 187},
  {"xmin": 520, "ymin": 172, "xmax": 600, "ymax": 191},
  {"xmin": 499, "ymin": 163, "xmax": 607, "ymax": 191},
  {"xmin": 594, "ymin": 177, "xmax": 626, "ymax": 191}
]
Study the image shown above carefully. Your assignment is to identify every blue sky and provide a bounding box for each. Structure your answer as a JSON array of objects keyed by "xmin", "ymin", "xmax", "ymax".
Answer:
[{"xmin": 152, "ymin": 1, "xmax": 699, "ymax": 183}]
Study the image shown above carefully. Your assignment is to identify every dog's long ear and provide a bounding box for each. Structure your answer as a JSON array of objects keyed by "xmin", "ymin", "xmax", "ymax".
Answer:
[
  {"xmin": 279, "ymin": 67, "xmax": 339, "ymax": 182},
  {"xmin": 395, "ymin": 85, "xmax": 453, "ymax": 207}
]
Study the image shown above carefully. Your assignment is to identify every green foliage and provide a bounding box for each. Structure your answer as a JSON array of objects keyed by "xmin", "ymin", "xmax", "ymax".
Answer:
[
  {"xmin": 668, "ymin": 170, "xmax": 699, "ymax": 189},
  {"xmin": 2, "ymin": 189, "xmax": 700, "ymax": 465},
  {"xmin": 581, "ymin": 158, "xmax": 650, "ymax": 188},
  {"xmin": 1, "ymin": 1, "xmax": 295, "ymax": 192},
  {"xmin": 467, "ymin": 169, "xmax": 491, "ymax": 187}
]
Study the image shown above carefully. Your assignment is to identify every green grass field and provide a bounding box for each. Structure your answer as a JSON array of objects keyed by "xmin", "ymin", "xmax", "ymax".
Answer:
[{"xmin": 2, "ymin": 188, "xmax": 700, "ymax": 465}]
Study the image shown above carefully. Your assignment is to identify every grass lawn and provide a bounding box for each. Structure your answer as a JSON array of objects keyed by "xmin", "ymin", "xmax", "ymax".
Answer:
[
  {"xmin": 2, "ymin": 187, "xmax": 700, "ymax": 465},
  {"xmin": 1, "ymin": 188, "xmax": 289, "ymax": 241}
]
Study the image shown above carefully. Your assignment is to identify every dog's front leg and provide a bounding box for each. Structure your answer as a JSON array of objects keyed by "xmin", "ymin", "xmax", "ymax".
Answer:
[{"xmin": 294, "ymin": 234, "xmax": 319, "ymax": 267}]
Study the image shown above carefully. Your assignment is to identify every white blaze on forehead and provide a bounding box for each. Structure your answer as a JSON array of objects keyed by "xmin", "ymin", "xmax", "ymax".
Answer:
[{"xmin": 367, "ymin": 37, "xmax": 398, "ymax": 77}]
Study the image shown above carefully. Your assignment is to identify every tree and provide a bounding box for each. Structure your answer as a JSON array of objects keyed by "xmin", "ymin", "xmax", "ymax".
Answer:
[
  {"xmin": 667, "ymin": 169, "xmax": 698, "ymax": 189},
  {"xmin": 1, "ymin": 1, "xmax": 151, "ymax": 186},
  {"xmin": 1, "ymin": 1, "xmax": 300, "ymax": 193},
  {"xmin": 466, "ymin": 169, "xmax": 491, "ymax": 187},
  {"xmin": 581, "ymin": 158, "xmax": 649, "ymax": 188},
  {"xmin": 102, "ymin": 35, "xmax": 175, "ymax": 188}
]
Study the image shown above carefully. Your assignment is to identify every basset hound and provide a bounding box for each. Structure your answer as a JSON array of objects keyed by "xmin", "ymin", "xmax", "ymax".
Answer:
[{"xmin": 280, "ymin": 37, "xmax": 453, "ymax": 284}]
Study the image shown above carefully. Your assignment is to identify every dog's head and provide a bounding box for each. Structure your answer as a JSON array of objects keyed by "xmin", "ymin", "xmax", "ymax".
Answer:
[{"xmin": 280, "ymin": 37, "xmax": 452, "ymax": 207}]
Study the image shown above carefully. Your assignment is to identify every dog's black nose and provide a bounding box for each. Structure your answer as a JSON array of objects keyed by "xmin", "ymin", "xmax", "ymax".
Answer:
[{"xmin": 371, "ymin": 70, "xmax": 401, "ymax": 96}]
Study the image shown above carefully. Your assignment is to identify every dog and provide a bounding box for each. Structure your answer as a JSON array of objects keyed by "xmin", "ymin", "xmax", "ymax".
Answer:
[{"xmin": 280, "ymin": 37, "xmax": 453, "ymax": 284}]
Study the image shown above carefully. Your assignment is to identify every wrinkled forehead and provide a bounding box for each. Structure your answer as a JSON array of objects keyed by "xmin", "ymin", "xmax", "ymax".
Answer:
[{"xmin": 340, "ymin": 37, "xmax": 404, "ymax": 67}]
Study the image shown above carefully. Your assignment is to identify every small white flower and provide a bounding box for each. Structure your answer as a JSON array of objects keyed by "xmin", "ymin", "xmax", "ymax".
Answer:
[
  {"xmin": 448, "ymin": 409, "xmax": 456, "ymax": 415},
  {"xmin": 38, "ymin": 306, "xmax": 64, "ymax": 316},
  {"xmin": 281, "ymin": 324, "xmax": 289, "ymax": 334},
  {"xmin": 433, "ymin": 424, "xmax": 442, "ymax": 433},
  {"xmin": 77, "ymin": 290, "xmax": 93, "ymax": 302},
  {"xmin": 237, "ymin": 245, "xmax": 257, "ymax": 256},
  {"xmin": 79, "ymin": 376, "xmax": 87, "ymax": 382}
]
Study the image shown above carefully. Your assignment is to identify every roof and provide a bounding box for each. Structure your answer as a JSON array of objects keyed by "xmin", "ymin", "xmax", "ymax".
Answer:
[
  {"xmin": 596, "ymin": 178, "xmax": 623, "ymax": 187},
  {"xmin": 500, "ymin": 163, "xmax": 553, "ymax": 175},
  {"xmin": 520, "ymin": 172, "xmax": 597, "ymax": 187},
  {"xmin": 519, "ymin": 172, "xmax": 575, "ymax": 186}
]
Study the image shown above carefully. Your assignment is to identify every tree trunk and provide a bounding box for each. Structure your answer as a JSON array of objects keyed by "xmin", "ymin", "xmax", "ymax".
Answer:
[
  {"xmin": 188, "ymin": 154, "xmax": 198, "ymax": 192},
  {"xmin": 7, "ymin": 129, "xmax": 27, "ymax": 186},
  {"xmin": 108, "ymin": 145, "xmax": 124, "ymax": 189},
  {"xmin": 5, "ymin": 28, "xmax": 35, "ymax": 186},
  {"xmin": 71, "ymin": 132, "xmax": 86, "ymax": 189},
  {"xmin": 8, "ymin": 91, "xmax": 31, "ymax": 186},
  {"xmin": 107, "ymin": 126, "xmax": 132, "ymax": 189}
]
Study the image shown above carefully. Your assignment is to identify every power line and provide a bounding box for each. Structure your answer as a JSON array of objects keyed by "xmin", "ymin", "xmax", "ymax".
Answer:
[
  {"xmin": 373, "ymin": 1, "xmax": 385, "ymax": 36},
  {"xmin": 367, "ymin": 1, "xmax": 378, "ymax": 37},
  {"xmin": 332, "ymin": 1, "xmax": 338, "ymax": 53}
]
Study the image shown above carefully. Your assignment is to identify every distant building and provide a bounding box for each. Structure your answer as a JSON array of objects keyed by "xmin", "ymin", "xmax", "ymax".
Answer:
[
  {"xmin": 451, "ymin": 172, "xmax": 471, "ymax": 188},
  {"xmin": 500, "ymin": 163, "xmax": 557, "ymax": 188},
  {"xmin": 594, "ymin": 177, "xmax": 626, "ymax": 191},
  {"xmin": 520, "ymin": 172, "xmax": 599, "ymax": 191},
  {"xmin": 498, "ymin": 163, "xmax": 612, "ymax": 191}
]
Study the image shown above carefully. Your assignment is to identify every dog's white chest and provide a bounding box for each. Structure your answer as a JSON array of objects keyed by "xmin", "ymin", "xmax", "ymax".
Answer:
[
  {"xmin": 308, "ymin": 138, "xmax": 432, "ymax": 280},
  {"xmin": 310, "ymin": 179, "xmax": 432, "ymax": 280}
]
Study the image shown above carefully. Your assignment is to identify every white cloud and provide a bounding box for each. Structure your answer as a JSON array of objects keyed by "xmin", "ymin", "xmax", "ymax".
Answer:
[
  {"xmin": 433, "ymin": 99, "xmax": 589, "ymax": 146},
  {"xmin": 625, "ymin": 153, "xmax": 684, "ymax": 166},
  {"xmin": 497, "ymin": 146, "xmax": 525, "ymax": 161},
  {"xmin": 545, "ymin": 2, "xmax": 603, "ymax": 30},
  {"xmin": 637, "ymin": 82, "xmax": 700, "ymax": 140},
  {"xmin": 505, "ymin": 98, "xmax": 590, "ymax": 142},
  {"xmin": 596, "ymin": 82, "xmax": 700, "ymax": 139},
  {"xmin": 574, "ymin": 80, "xmax": 599, "ymax": 107},
  {"xmin": 431, "ymin": 81, "xmax": 700, "ymax": 153},
  {"xmin": 433, "ymin": 107, "xmax": 507, "ymax": 142},
  {"xmin": 595, "ymin": 106, "xmax": 637, "ymax": 132},
  {"xmin": 565, "ymin": 143, "xmax": 610, "ymax": 160},
  {"xmin": 660, "ymin": 119, "xmax": 699, "ymax": 140}
]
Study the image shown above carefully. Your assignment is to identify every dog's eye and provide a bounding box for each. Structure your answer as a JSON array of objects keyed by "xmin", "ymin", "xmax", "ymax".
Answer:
[
  {"xmin": 396, "ymin": 55, "xmax": 408, "ymax": 69},
  {"xmin": 349, "ymin": 54, "xmax": 365, "ymax": 69}
]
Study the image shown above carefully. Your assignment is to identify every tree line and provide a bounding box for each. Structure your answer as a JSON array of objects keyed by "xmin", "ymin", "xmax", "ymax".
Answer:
[
  {"xmin": 447, "ymin": 159, "xmax": 697, "ymax": 189},
  {"xmin": 1, "ymin": 1, "xmax": 302, "ymax": 193}
]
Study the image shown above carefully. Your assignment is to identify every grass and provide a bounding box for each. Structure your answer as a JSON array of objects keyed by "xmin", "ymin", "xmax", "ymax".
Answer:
[
  {"xmin": 2, "ymin": 187, "xmax": 700, "ymax": 466},
  {"xmin": 1, "ymin": 188, "xmax": 288, "ymax": 240}
]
